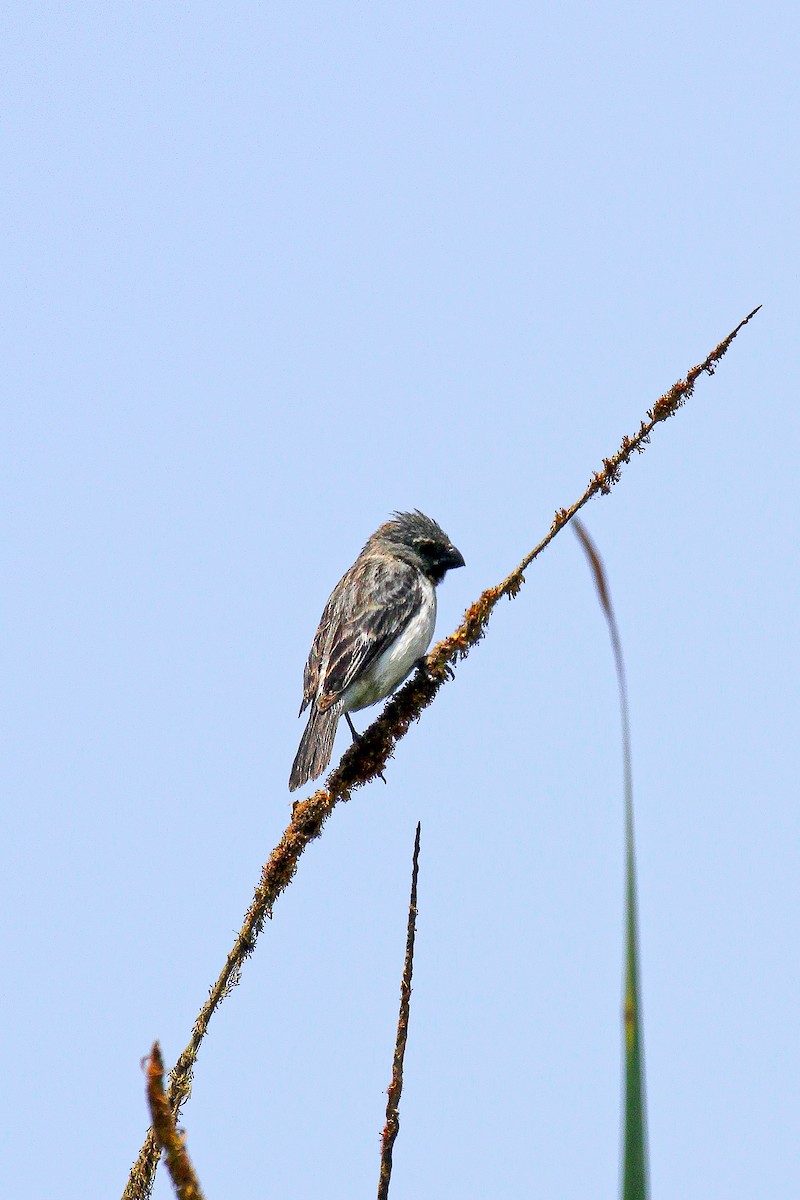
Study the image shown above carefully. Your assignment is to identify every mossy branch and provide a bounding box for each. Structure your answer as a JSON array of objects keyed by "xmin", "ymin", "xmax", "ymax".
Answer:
[
  {"xmin": 122, "ymin": 308, "xmax": 758, "ymax": 1200},
  {"xmin": 377, "ymin": 822, "xmax": 421, "ymax": 1200}
]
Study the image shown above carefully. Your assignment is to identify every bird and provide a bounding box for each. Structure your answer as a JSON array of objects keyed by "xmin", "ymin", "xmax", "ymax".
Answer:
[{"xmin": 289, "ymin": 510, "xmax": 465, "ymax": 791}]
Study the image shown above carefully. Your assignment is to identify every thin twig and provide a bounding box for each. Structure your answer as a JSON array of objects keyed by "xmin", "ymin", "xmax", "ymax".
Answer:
[
  {"xmin": 122, "ymin": 308, "xmax": 757, "ymax": 1200},
  {"xmin": 145, "ymin": 1043, "xmax": 206, "ymax": 1200},
  {"xmin": 377, "ymin": 822, "xmax": 421, "ymax": 1200}
]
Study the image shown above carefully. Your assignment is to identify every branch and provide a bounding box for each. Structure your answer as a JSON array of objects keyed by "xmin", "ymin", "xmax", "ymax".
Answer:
[
  {"xmin": 145, "ymin": 1043, "xmax": 206, "ymax": 1200},
  {"xmin": 377, "ymin": 822, "xmax": 421, "ymax": 1200},
  {"xmin": 122, "ymin": 307, "xmax": 758, "ymax": 1199}
]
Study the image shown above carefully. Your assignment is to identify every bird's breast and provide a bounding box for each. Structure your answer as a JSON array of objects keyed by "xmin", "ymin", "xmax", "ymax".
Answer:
[{"xmin": 343, "ymin": 582, "xmax": 437, "ymax": 712}]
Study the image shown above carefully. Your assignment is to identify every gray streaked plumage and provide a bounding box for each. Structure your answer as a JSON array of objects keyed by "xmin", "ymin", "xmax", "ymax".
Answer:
[{"xmin": 289, "ymin": 510, "xmax": 465, "ymax": 791}]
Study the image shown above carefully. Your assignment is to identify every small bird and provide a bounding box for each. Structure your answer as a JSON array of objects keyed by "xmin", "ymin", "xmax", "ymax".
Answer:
[{"xmin": 289, "ymin": 510, "xmax": 465, "ymax": 791}]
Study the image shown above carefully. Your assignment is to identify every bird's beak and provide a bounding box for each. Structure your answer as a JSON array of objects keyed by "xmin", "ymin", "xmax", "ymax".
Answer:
[{"xmin": 445, "ymin": 545, "xmax": 465, "ymax": 569}]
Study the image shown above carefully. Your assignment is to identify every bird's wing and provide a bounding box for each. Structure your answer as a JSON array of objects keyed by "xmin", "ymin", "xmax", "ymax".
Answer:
[{"xmin": 301, "ymin": 556, "xmax": 424, "ymax": 713}]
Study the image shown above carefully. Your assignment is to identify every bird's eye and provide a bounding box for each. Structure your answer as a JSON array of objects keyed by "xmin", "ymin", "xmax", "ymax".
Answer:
[{"xmin": 415, "ymin": 538, "xmax": 438, "ymax": 555}]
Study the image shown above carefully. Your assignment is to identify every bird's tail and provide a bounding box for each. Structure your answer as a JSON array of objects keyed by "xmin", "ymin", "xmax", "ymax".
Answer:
[{"xmin": 289, "ymin": 703, "xmax": 342, "ymax": 792}]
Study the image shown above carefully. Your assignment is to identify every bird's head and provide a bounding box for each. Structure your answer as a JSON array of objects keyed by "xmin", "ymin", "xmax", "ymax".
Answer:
[{"xmin": 377, "ymin": 510, "xmax": 465, "ymax": 584}]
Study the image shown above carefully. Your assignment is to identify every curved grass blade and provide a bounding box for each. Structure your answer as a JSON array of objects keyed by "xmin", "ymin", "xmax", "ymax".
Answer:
[{"xmin": 574, "ymin": 520, "xmax": 649, "ymax": 1200}]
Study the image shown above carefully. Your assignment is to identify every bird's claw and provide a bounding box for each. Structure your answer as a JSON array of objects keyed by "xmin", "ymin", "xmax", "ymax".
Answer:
[{"xmin": 419, "ymin": 657, "xmax": 455, "ymax": 684}]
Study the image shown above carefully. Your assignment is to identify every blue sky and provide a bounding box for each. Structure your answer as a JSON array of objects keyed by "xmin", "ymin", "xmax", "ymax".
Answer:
[{"xmin": 3, "ymin": 4, "xmax": 798, "ymax": 1197}]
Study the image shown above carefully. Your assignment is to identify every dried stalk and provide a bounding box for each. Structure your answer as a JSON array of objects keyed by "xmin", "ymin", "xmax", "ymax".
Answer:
[
  {"xmin": 123, "ymin": 308, "xmax": 758, "ymax": 1199},
  {"xmin": 377, "ymin": 822, "xmax": 421, "ymax": 1200},
  {"xmin": 145, "ymin": 1043, "xmax": 205, "ymax": 1200}
]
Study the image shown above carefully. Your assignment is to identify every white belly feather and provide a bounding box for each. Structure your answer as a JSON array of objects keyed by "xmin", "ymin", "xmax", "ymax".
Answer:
[{"xmin": 342, "ymin": 580, "xmax": 437, "ymax": 713}]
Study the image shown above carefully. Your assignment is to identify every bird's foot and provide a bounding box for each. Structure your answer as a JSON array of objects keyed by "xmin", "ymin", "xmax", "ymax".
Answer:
[
  {"xmin": 418, "ymin": 656, "xmax": 455, "ymax": 684},
  {"xmin": 345, "ymin": 713, "xmax": 387, "ymax": 785}
]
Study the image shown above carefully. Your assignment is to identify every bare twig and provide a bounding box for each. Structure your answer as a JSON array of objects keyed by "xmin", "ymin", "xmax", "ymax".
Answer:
[
  {"xmin": 122, "ymin": 308, "xmax": 757, "ymax": 1200},
  {"xmin": 377, "ymin": 823, "xmax": 421, "ymax": 1200},
  {"xmin": 145, "ymin": 1043, "xmax": 205, "ymax": 1200}
]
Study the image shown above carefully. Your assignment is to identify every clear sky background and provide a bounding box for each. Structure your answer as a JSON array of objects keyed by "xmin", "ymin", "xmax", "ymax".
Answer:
[{"xmin": 3, "ymin": 4, "xmax": 798, "ymax": 1197}]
